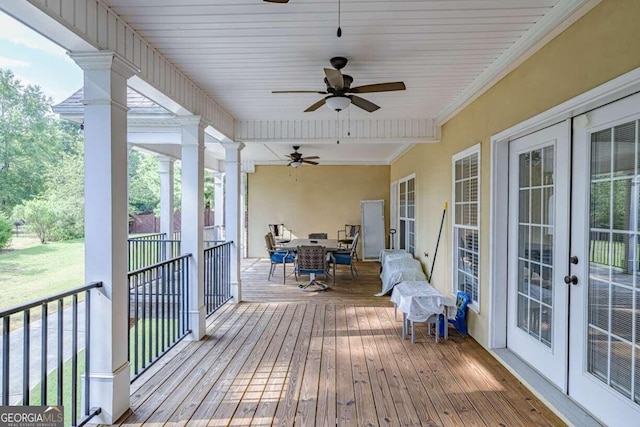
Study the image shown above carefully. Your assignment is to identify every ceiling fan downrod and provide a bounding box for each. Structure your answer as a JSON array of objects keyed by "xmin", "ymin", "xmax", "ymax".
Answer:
[{"xmin": 337, "ymin": 0, "xmax": 342, "ymax": 37}]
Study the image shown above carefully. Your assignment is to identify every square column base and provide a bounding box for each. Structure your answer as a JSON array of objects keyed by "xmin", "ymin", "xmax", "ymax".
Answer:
[
  {"xmin": 87, "ymin": 362, "xmax": 130, "ymax": 425},
  {"xmin": 186, "ymin": 305, "xmax": 206, "ymax": 341}
]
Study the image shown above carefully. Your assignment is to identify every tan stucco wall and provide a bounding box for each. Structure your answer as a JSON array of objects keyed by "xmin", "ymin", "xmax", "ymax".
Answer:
[
  {"xmin": 247, "ymin": 165, "xmax": 390, "ymax": 258},
  {"xmin": 390, "ymin": 0, "xmax": 640, "ymax": 347}
]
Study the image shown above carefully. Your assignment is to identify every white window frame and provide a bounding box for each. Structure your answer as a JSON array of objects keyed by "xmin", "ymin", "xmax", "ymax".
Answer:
[
  {"xmin": 452, "ymin": 144, "xmax": 481, "ymax": 312},
  {"xmin": 398, "ymin": 173, "xmax": 416, "ymax": 255}
]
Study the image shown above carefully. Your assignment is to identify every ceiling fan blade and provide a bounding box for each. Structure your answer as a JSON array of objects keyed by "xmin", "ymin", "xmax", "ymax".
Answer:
[
  {"xmin": 324, "ymin": 68, "xmax": 344, "ymax": 90},
  {"xmin": 302, "ymin": 160, "xmax": 319, "ymax": 165},
  {"xmin": 263, "ymin": 0, "xmax": 289, "ymax": 3},
  {"xmin": 304, "ymin": 98, "xmax": 326, "ymax": 112},
  {"xmin": 302, "ymin": 156, "xmax": 320, "ymax": 160},
  {"xmin": 350, "ymin": 95, "xmax": 380, "ymax": 113},
  {"xmin": 349, "ymin": 82, "xmax": 406, "ymax": 94},
  {"xmin": 272, "ymin": 90, "xmax": 327, "ymax": 94}
]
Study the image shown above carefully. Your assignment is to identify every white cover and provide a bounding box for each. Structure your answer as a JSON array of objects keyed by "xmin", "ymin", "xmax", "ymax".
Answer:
[
  {"xmin": 379, "ymin": 249, "xmax": 410, "ymax": 265},
  {"xmin": 390, "ymin": 281, "xmax": 456, "ymax": 322},
  {"xmin": 376, "ymin": 257, "xmax": 426, "ymax": 296}
]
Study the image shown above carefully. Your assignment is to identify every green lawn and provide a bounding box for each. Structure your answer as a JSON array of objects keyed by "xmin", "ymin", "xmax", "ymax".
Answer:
[{"xmin": 0, "ymin": 239, "xmax": 85, "ymax": 310}]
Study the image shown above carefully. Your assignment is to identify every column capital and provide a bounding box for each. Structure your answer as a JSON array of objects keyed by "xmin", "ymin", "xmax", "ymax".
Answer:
[
  {"xmin": 222, "ymin": 141, "xmax": 245, "ymax": 152},
  {"xmin": 157, "ymin": 154, "xmax": 175, "ymax": 164},
  {"xmin": 176, "ymin": 115, "xmax": 206, "ymax": 128},
  {"xmin": 69, "ymin": 51, "xmax": 138, "ymax": 79}
]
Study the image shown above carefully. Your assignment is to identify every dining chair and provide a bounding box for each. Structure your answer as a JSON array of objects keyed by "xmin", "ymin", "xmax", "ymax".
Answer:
[
  {"xmin": 308, "ymin": 233, "xmax": 328, "ymax": 239},
  {"xmin": 295, "ymin": 245, "xmax": 329, "ymax": 291},
  {"xmin": 265, "ymin": 233, "xmax": 295, "ymax": 283},
  {"xmin": 329, "ymin": 232, "xmax": 359, "ymax": 280},
  {"xmin": 338, "ymin": 224, "xmax": 360, "ymax": 260},
  {"xmin": 268, "ymin": 223, "xmax": 292, "ymax": 246}
]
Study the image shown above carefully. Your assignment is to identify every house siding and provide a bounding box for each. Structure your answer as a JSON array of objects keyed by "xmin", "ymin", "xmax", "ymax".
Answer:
[{"xmin": 390, "ymin": 0, "xmax": 640, "ymax": 346}]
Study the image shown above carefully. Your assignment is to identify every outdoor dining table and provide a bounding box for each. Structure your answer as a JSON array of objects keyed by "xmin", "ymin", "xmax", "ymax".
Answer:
[
  {"xmin": 390, "ymin": 281, "xmax": 457, "ymax": 343},
  {"xmin": 280, "ymin": 238, "xmax": 341, "ymax": 252}
]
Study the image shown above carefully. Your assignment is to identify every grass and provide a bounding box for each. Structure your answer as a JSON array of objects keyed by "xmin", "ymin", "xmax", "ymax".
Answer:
[{"xmin": 0, "ymin": 239, "xmax": 85, "ymax": 310}]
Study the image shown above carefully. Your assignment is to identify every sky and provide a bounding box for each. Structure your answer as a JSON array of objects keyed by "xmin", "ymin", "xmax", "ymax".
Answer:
[{"xmin": 0, "ymin": 11, "xmax": 82, "ymax": 104}]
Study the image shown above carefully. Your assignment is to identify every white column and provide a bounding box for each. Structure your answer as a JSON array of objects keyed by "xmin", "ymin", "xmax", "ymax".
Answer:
[
  {"xmin": 223, "ymin": 142, "xmax": 245, "ymax": 303},
  {"xmin": 71, "ymin": 51, "xmax": 136, "ymax": 424},
  {"xmin": 158, "ymin": 156, "xmax": 175, "ymax": 256},
  {"xmin": 179, "ymin": 116, "xmax": 206, "ymax": 340},
  {"xmin": 214, "ymin": 172, "xmax": 225, "ymax": 241}
]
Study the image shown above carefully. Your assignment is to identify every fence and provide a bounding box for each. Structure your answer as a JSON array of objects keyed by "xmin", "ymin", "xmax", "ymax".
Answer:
[
  {"xmin": 204, "ymin": 242, "xmax": 233, "ymax": 317},
  {"xmin": 0, "ymin": 283, "xmax": 103, "ymax": 427},
  {"xmin": 590, "ymin": 232, "xmax": 639, "ymax": 272},
  {"xmin": 128, "ymin": 254, "xmax": 191, "ymax": 381}
]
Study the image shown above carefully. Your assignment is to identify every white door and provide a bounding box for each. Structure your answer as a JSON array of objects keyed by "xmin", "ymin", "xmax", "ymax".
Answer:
[
  {"xmin": 361, "ymin": 200, "xmax": 385, "ymax": 261},
  {"xmin": 507, "ymin": 122, "xmax": 571, "ymax": 390},
  {"xmin": 569, "ymin": 92, "xmax": 640, "ymax": 425}
]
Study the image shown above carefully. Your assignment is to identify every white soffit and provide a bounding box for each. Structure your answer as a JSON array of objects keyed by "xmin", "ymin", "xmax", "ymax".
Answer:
[{"xmin": 103, "ymin": 0, "xmax": 591, "ymax": 125}]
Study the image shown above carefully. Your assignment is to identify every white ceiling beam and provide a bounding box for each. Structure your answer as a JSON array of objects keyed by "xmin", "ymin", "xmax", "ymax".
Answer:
[{"xmin": 236, "ymin": 118, "xmax": 440, "ymax": 144}]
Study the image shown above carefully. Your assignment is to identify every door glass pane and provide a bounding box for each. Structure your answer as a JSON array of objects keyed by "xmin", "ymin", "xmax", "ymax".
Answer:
[
  {"xmin": 517, "ymin": 145, "xmax": 554, "ymax": 348},
  {"xmin": 587, "ymin": 119, "xmax": 640, "ymax": 405}
]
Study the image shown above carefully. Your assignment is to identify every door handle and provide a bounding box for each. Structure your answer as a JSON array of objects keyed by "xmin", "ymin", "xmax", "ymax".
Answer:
[{"xmin": 564, "ymin": 275, "xmax": 578, "ymax": 285}]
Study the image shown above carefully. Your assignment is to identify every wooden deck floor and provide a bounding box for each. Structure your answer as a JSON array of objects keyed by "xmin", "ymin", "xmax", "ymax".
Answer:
[{"xmin": 121, "ymin": 259, "xmax": 564, "ymax": 427}]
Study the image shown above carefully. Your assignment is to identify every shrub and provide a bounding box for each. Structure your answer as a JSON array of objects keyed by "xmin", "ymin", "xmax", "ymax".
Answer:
[
  {"xmin": 13, "ymin": 199, "xmax": 57, "ymax": 244},
  {"xmin": 0, "ymin": 215, "xmax": 11, "ymax": 249}
]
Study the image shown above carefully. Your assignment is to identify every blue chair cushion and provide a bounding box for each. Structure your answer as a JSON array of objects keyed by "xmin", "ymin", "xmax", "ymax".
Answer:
[
  {"xmin": 271, "ymin": 251, "xmax": 295, "ymax": 263},
  {"xmin": 332, "ymin": 253, "xmax": 352, "ymax": 265}
]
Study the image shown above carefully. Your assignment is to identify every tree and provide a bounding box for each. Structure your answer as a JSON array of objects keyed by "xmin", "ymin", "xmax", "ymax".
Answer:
[
  {"xmin": 0, "ymin": 69, "xmax": 76, "ymax": 215},
  {"xmin": 0, "ymin": 214, "xmax": 11, "ymax": 249},
  {"xmin": 13, "ymin": 199, "xmax": 57, "ymax": 243},
  {"xmin": 128, "ymin": 149, "xmax": 161, "ymax": 213},
  {"xmin": 43, "ymin": 151, "xmax": 84, "ymax": 240}
]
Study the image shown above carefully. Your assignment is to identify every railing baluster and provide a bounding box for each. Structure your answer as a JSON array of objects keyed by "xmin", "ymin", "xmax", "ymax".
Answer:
[
  {"xmin": 23, "ymin": 310, "xmax": 29, "ymax": 405},
  {"xmin": 57, "ymin": 299, "xmax": 63, "ymax": 406},
  {"xmin": 134, "ymin": 274, "xmax": 139, "ymax": 375},
  {"xmin": 84, "ymin": 289, "xmax": 91, "ymax": 417},
  {"xmin": 71, "ymin": 295, "xmax": 78, "ymax": 427},
  {"xmin": 2, "ymin": 316, "xmax": 9, "ymax": 405},
  {"xmin": 41, "ymin": 302, "xmax": 48, "ymax": 404}
]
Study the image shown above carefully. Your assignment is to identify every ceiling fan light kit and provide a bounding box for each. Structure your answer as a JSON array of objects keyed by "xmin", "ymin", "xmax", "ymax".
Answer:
[
  {"xmin": 285, "ymin": 146, "xmax": 320, "ymax": 168},
  {"xmin": 325, "ymin": 95, "xmax": 351, "ymax": 111}
]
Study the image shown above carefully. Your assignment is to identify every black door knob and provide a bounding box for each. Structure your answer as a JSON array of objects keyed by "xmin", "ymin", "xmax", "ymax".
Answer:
[{"xmin": 564, "ymin": 275, "xmax": 578, "ymax": 285}]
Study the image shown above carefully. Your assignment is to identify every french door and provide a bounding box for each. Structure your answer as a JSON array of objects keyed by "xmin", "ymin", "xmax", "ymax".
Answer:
[
  {"xmin": 507, "ymin": 122, "xmax": 571, "ymax": 390},
  {"xmin": 568, "ymin": 92, "xmax": 640, "ymax": 424}
]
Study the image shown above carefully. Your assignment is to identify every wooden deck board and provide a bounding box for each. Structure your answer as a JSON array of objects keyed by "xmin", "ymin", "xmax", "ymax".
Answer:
[{"xmin": 120, "ymin": 259, "xmax": 566, "ymax": 427}]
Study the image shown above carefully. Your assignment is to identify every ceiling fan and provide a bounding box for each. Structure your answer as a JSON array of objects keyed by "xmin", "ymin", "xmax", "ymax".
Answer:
[
  {"xmin": 286, "ymin": 146, "xmax": 319, "ymax": 168},
  {"xmin": 272, "ymin": 57, "xmax": 406, "ymax": 113}
]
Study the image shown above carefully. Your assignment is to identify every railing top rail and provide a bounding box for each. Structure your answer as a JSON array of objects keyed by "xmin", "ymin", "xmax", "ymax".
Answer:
[
  {"xmin": 127, "ymin": 239, "xmax": 181, "ymax": 243},
  {"xmin": 128, "ymin": 253, "xmax": 192, "ymax": 277},
  {"xmin": 204, "ymin": 240, "xmax": 233, "ymax": 251},
  {"xmin": 0, "ymin": 281, "xmax": 103, "ymax": 318},
  {"xmin": 128, "ymin": 232, "xmax": 167, "ymax": 240}
]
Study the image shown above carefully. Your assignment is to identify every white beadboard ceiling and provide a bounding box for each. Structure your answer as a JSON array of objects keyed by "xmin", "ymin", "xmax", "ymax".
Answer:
[{"xmin": 100, "ymin": 0, "xmax": 587, "ymax": 165}]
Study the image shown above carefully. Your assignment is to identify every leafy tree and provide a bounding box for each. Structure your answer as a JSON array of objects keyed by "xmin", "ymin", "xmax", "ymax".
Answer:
[
  {"xmin": 0, "ymin": 69, "xmax": 66, "ymax": 214},
  {"xmin": 43, "ymin": 151, "xmax": 84, "ymax": 240},
  {"xmin": 0, "ymin": 214, "xmax": 11, "ymax": 249},
  {"xmin": 128, "ymin": 149, "xmax": 161, "ymax": 213},
  {"xmin": 13, "ymin": 199, "xmax": 57, "ymax": 244}
]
